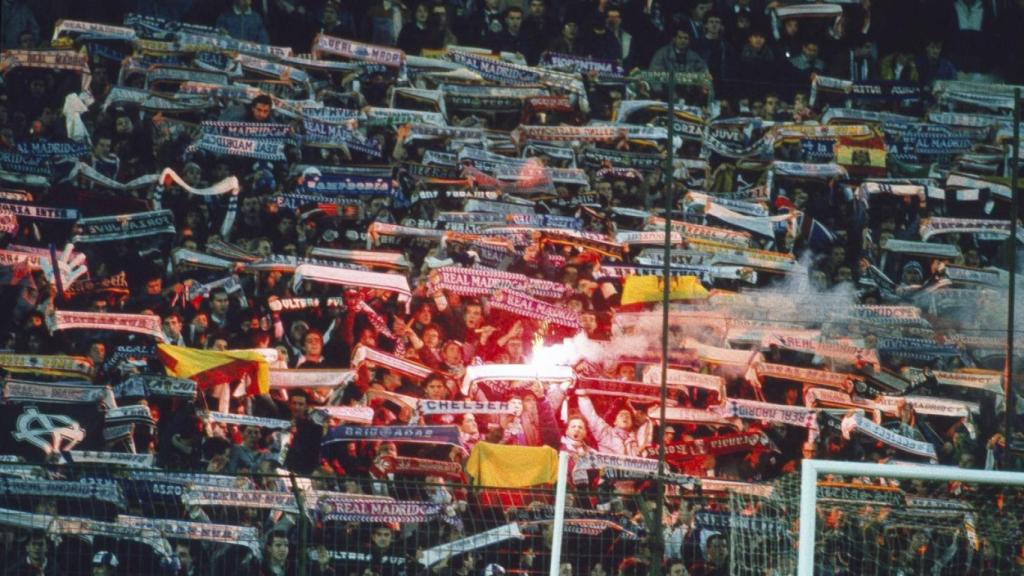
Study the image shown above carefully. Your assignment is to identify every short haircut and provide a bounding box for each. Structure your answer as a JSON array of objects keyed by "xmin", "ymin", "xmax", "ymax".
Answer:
[
  {"xmin": 252, "ymin": 94, "xmax": 273, "ymax": 108},
  {"xmin": 266, "ymin": 530, "xmax": 289, "ymax": 547}
]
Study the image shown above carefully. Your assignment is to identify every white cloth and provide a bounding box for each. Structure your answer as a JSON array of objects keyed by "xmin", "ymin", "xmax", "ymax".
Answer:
[{"xmin": 954, "ymin": 0, "xmax": 984, "ymax": 31}]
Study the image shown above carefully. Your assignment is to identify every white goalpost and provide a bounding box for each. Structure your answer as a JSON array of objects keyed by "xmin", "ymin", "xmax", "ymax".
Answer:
[{"xmin": 797, "ymin": 459, "xmax": 1024, "ymax": 576}]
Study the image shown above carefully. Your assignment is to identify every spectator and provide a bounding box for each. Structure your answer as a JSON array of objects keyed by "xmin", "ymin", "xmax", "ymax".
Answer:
[
  {"xmin": 788, "ymin": 40, "xmax": 825, "ymax": 77},
  {"xmin": 319, "ymin": 1, "xmax": 358, "ymax": 40},
  {"xmin": 216, "ymin": 0, "xmax": 271, "ymax": 44},
  {"xmin": 649, "ymin": 28, "xmax": 708, "ymax": 73},
  {"xmin": 0, "ymin": 0, "xmax": 39, "ymax": 50},
  {"xmin": 262, "ymin": 531, "xmax": 293, "ymax": 576},
  {"xmin": 696, "ymin": 12, "xmax": 738, "ymax": 96},
  {"xmin": 547, "ymin": 21, "xmax": 581, "ymax": 56},
  {"xmin": 228, "ymin": 425, "xmax": 265, "ymax": 472},
  {"xmin": 425, "ymin": 3, "xmax": 459, "ymax": 50},
  {"xmin": 469, "ymin": 0, "xmax": 505, "ymax": 48},
  {"xmin": 738, "ymin": 27, "xmax": 775, "ymax": 97},
  {"xmin": 577, "ymin": 393, "xmax": 642, "ymax": 456},
  {"xmin": 522, "ymin": 0, "xmax": 558, "ymax": 64},
  {"xmin": 916, "ymin": 39, "xmax": 957, "ymax": 85},
  {"xmin": 490, "ymin": 7, "xmax": 528, "ymax": 55},
  {"xmin": 879, "ymin": 48, "xmax": 920, "ymax": 82},
  {"xmin": 397, "ymin": 2, "xmax": 431, "ymax": 55},
  {"xmin": 4, "ymin": 531, "xmax": 56, "ymax": 576},
  {"xmin": 605, "ymin": 8, "xmax": 634, "ymax": 67},
  {"xmin": 675, "ymin": 0, "xmax": 714, "ymax": 45},
  {"xmin": 578, "ymin": 13, "xmax": 621, "ymax": 62}
]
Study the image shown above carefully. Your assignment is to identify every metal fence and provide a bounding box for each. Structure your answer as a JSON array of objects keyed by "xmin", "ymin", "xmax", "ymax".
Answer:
[
  {"xmin": 7, "ymin": 460, "xmax": 1017, "ymax": 576},
  {"xmin": 0, "ymin": 460, "xmax": 756, "ymax": 576}
]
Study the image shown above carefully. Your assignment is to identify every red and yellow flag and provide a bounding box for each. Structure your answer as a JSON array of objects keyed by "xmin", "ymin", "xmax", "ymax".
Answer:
[
  {"xmin": 835, "ymin": 133, "xmax": 887, "ymax": 179},
  {"xmin": 157, "ymin": 344, "xmax": 269, "ymax": 395}
]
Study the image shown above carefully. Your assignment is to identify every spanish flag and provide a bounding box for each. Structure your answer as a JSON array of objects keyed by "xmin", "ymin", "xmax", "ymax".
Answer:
[
  {"xmin": 620, "ymin": 275, "xmax": 709, "ymax": 306},
  {"xmin": 156, "ymin": 344, "xmax": 270, "ymax": 395},
  {"xmin": 835, "ymin": 133, "xmax": 887, "ymax": 179}
]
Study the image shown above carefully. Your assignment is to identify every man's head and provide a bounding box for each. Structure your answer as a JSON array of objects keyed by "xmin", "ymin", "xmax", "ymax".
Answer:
[
  {"xmin": 424, "ymin": 374, "xmax": 448, "ymax": 400},
  {"xmin": 93, "ymin": 135, "xmax": 112, "ymax": 158},
  {"xmin": 371, "ymin": 525, "xmax": 394, "ymax": 550},
  {"xmin": 241, "ymin": 195, "xmax": 261, "ymax": 217},
  {"xmin": 115, "ymin": 115, "xmax": 133, "ymax": 135},
  {"xmin": 748, "ymin": 29, "xmax": 766, "ymax": 49},
  {"xmin": 210, "ymin": 288, "xmax": 230, "ymax": 316},
  {"xmin": 303, "ymin": 330, "xmax": 324, "ymax": 359},
  {"xmin": 606, "ymin": 7, "xmax": 622, "ymax": 30},
  {"xmin": 566, "ymin": 417, "xmax": 587, "ymax": 441},
  {"xmin": 145, "ymin": 276, "xmax": 163, "ymax": 296},
  {"xmin": 580, "ymin": 312, "xmax": 598, "ymax": 335},
  {"xmin": 18, "ymin": 30, "xmax": 35, "ymax": 49},
  {"xmin": 613, "ymin": 408, "xmax": 633, "ymax": 430},
  {"xmin": 704, "ymin": 13, "xmax": 723, "ymax": 39},
  {"xmin": 672, "ymin": 29, "xmax": 691, "ymax": 51},
  {"xmin": 505, "ymin": 336, "xmax": 524, "ymax": 359},
  {"xmin": 163, "ymin": 313, "xmax": 183, "ymax": 338},
  {"xmin": 235, "ymin": 0, "xmax": 253, "ymax": 13},
  {"xmin": 925, "ymin": 40, "xmax": 943, "ymax": 60},
  {"xmin": 250, "ymin": 94, "xmax": 273, "ymax": 122},
  {"xmin": 25, "ymin": 531, "xmax": 47, "ymax": 563},
  {"xmin": 562, "ymin": 21, "xmax": 578, "ymax": 41},
  {"xmin": 266, "ymin": 532, "xmax": 289, "ymax": 565},
  {"xmin": 428, "ymin": 4, "xmax": 448, "ymax": 27},
  {"xmin": 705, "ymin": 533, "xmax": 727, "ymax": 567},
  {"xmin": 691, "ymin": 0, "xmax": 713, "ymax": 20},
  {"xmin": 242, "ymin": 425, "xmax": 261, "ymax": 449},
  {"xmin": 414, "ymin": 2, "xmax": 430, "ymax": 23},
  {"xmin": 88, "ymin": 342, "xmax": 106, "ymax": 365},
  {"xmin": 528, "ymin": 0, "xmax": 545, "ymax": 17},
  {"xmin": 802, "ymin": 41, "xmax": 819, "ymax": 59},
  {"xmin": 783, "ymin": 18, "xmax": 799, "ymax": 36},
  {"xmin": 463, "ymin": 301, "xmax": 484, "ymax": 329},
  {"xmin": 505, "ymin": 7, "xmax": 524, "ymax": 34},
  {"xmin": 289, "ymin": 390, "xmax": 309, "ymax": 420}
]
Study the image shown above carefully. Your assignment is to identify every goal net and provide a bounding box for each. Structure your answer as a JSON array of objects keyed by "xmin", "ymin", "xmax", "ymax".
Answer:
[{"xmin": 777, "ymin": 459, "xmax": 1024, "ymax": 576}]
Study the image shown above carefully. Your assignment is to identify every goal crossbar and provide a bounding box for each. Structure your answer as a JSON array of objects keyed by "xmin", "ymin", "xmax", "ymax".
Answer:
[{"xmin": 797, "ymin": 459, "xmax": 1024, "ymax": 576}]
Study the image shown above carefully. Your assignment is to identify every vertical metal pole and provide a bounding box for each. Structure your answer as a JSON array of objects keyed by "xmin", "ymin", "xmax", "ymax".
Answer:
[
  {"xmin": 549, "ymin": 451, "xmax": 570, "ymax": 576},
  {"xmin": 290, "ymin": 473, "xmax": 309, "ymax": 576},
  {"xmin": 653, "ymin": 61, "xmax": 676, "ymax": 576},
  {"xmin": 796, "ymin": 460, "xmax": 819, "ymax": 576},
  {"xmin": 1007, "ymin": 88, "xmax": 1021, "ymax": 469},
  {"xmin": 48, "ymin": 243, "xmax": 64, "ymax": 306}
]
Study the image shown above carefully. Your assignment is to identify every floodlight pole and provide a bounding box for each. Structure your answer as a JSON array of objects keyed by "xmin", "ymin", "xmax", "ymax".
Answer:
[{"xmin": 653, "ymin": 60, "xmax": 676, "ymax": 576}]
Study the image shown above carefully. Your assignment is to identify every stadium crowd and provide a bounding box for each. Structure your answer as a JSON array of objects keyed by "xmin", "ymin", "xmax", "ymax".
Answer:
[{"xmin": 1, "ymin": 0, "xmax": 1023, "ymax": 575}]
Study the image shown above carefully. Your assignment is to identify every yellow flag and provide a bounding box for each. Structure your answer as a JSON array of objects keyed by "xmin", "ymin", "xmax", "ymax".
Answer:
[
  {"xmin": 465, "ymin": 442, "xmax": 559, "ymax": 487},
  {"xmin": 620, "ymin": 275, "xmax": 709, "ymax": 305}
]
